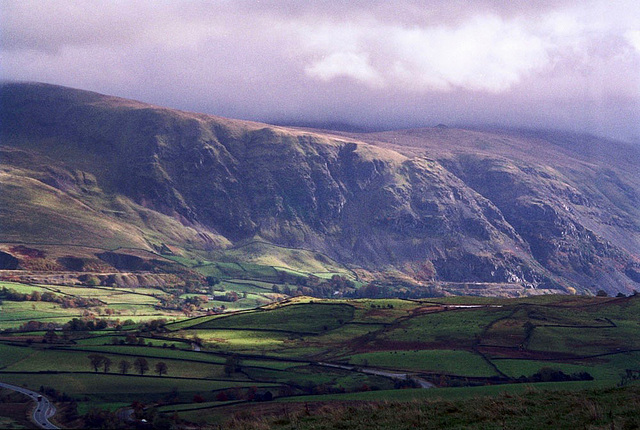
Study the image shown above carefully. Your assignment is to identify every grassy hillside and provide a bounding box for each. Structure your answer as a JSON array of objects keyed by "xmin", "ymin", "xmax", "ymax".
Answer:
[{"xmin": 2, "ymin": 83, "xmax": 639, "ymax": 295}]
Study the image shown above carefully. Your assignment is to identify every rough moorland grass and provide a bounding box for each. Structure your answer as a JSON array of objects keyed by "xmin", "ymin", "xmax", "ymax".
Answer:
[
  {"xmin": 281, "ymin": 379, "xmax": 612, "ymax": 404},
  {"xmin": 195, "ymin": 261, "xmax": 282, "ymax": 281},
  {"xmin": 346, "ymin": 350, "xmax": 498, "ymax": 377},
  {"xmin": 219, "ymin": 241, "xmax": 351, "ymax": 276},
  {"xmin": 230, "ymin": 384, "xmax": 640, "ymax": 430}
]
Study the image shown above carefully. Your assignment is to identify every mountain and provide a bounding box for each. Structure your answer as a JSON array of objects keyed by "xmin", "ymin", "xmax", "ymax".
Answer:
[{"xmin": 1, "ymin": 82, "xmax": 639, "ymax": 295}]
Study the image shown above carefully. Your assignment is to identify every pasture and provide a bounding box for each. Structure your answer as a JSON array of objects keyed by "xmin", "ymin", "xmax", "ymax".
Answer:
[{"xmin": 1, "ymin": 286, "xmax": 639, "ymax": 428}]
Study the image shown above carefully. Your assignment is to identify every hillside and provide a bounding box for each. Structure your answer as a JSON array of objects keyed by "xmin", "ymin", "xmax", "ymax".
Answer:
[{"xmin": 1, "ymin": 82, "xmax": 639, "ymax": 295}]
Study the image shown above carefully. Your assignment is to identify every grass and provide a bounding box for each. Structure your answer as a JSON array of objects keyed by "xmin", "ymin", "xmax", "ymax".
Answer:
[
  {"xmin": 379, "ymin": 307, "xmax": 511, "ymax": 347},
  {"xmin": 156, "ymin": 400, "xmax": 237, "ymax": 413},
  {"xmin": 73, "ymin": 336, "xmax": 186, "ymax": 348},
  {"xmin": 350, "ymin": 299, "xmax": 418, "ymax": 323},
  {"xmin": 527, "ymin": 325, "xmax": 640, "ymax": 355},
  {"xmin": 281, "ymin": 379, "xmax": 612, "ymax": 404},
  {"xmin": 0, "ymin": 417, "xmax": 28, "ymax": 430},
  {"xmin": 493, "ymin": 351, "xmax": 640, "ymax": 383},
  {"xmin": 65, "ymin": 344, "xmax": 227, "ymax": 363},
  {"xmin": 0, "ymin": 281, "xmax": 51, "ymax": 294},
  {"xmin": 0, "ymin": 281, "xmax": 183, "ymax": 330},
  {"xmin": 178, "ymin": 329, "xmax": 288, "ymax": 350},
  {"xmin": 0, "ymin": 373, "xmax": 270, "ymax": 402},
  {"xmin": 0, "ymin": 347, "xmax": 228, "ymax": 379},
  {"xmin": 215, "ymin": 241, "xmax": 352, "ymax": 278},
  {"xmin": 247, "ymin": 385, "xmax": 640, "ymax": 430},
  {"xmin": 219, "ymin": 280, "xmax": 273, "ymax": 294},
  {"xmin": 0, "ymin": 343, "xmax": 35, "ymax": 368},
  {"xmin": 76, "ymin": 401, "xmax": 129, "ymax": 416},
  {"xmin": 0, "ymin": 301, "xmax": 85, "ymax": 322},
  {"xmin": 190, "ymin": 303, "xmax": 355, "ymax": 334},
  {"xmin": 346, "ymin": 350, "xmax": 498, "ymax": 377},
  {"xmin": 195, "ymin": 261, "xmax": 282, "ymax": 281},
  {"xmin": 1, "ymin": 294, "xmax": 639, "ymax": 428},
  {"xmin": 243, "ymin": 365, "xmax": 394, "ymax": 392},
  {"xmin": 206, "ymin": 294, "xmax": 272, "ymax": 311}
]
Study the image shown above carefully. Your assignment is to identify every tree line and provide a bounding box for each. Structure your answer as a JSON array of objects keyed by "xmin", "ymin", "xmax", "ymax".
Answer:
[
  {"xmin": 87, "ymin": 354, "xmax": 168, "ymax": 376},
  {"xmin": 0, "ymin": 286, "xmax": 103, "ymax": 308}
]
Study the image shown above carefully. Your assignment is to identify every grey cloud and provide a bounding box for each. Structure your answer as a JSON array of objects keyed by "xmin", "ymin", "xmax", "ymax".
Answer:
[{"xmin": 1, "ymin": 0, "xmax": 638, "ymax": 142}]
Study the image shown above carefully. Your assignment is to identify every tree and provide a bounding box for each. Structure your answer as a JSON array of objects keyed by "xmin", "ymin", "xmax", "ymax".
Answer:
[
  {"xmin": 223, "ymin": 355, "xmax": 241, "ymax": 376},
  {"xmin": 133, "ymin": 357, "xmax": 149, "ymax": 375},
  {"xmin": 155, "ymin": 361, "xmax": 168, "ymax": 376},
  {"xmin": 596, "ymin": 289, "xmax": 608, "ymax": 297},
  {"xmin": 118, "ymin": 360, "xmax": 131, "ymax": 374},
  {"xmin": 84, "ymin": 408, "xmax": 124, "ymax": 429},
  {"xmin": 224, "ymin": 291, "xmax": 239, "ymax": 302},
  {"xmin": 43, "ymin": 330, "xmax": 58, "ymax": 344},
  {"xmin": 102, "ymin": 357, "xmax": 112, "ymax": 373},
  {"xmin": 88, "ymin": 354, "xmax": 106, "ymax": 373}
]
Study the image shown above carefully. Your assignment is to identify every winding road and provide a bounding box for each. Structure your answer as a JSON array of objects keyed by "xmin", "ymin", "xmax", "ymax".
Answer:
[
  {"xmin": 0, "ymin": 382, "xmax": 59, "ymax": 429},
  {"xmin": 317, "ymin": 362, "xmax": 435, "ymax": 388}
]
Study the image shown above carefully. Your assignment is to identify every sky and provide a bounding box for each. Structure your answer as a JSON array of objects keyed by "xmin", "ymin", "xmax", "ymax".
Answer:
[{"xmin": 1, "ymin": 0, "xmax": 639, "ymax": 142}]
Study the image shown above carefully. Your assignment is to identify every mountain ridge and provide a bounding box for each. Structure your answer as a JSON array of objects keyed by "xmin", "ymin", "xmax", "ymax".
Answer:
[{"xmin": 1, "ymin": 82, "xmax": 638, "ymax": 295}]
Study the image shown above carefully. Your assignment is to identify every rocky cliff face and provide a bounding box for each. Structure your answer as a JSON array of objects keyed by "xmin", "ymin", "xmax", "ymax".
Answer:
[{"xmin": 1, "ymin": 83, "xmax": 638, "ymax": 294}]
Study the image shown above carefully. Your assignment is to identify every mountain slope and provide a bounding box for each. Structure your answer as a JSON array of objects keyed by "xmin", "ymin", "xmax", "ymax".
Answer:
[{"xmin": 1, "ymin": 82, "xmax": 638, "ymax": 294}]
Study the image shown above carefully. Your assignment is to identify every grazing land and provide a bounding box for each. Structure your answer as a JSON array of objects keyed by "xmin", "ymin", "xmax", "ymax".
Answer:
[{"xmin": 1, "ymin": 283, "xmax": 639, "ymax": 428}]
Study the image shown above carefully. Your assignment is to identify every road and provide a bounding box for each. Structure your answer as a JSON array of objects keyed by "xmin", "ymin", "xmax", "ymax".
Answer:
[
  {"xmin": 317, "ymin": 362, "xmax": 435, "ymax": 388},
  {"xmin": 0, "ymin": 382, "xmax": 59, "ymax": 429}
]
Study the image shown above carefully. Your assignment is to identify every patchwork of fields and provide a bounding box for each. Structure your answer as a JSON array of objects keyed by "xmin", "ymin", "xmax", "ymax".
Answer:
[{"xmin": 1, "ymin": 281, "xmax": 639, "ymax": 428}]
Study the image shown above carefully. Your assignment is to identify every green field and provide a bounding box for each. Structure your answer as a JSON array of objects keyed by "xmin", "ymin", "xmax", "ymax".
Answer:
[
  {"xmin": 1, "ymin": 289, "xmax": 639, "ymax": 429},
  {"xmin": 189, "ymin": 303, "xmax": 355, "ymax": 333},
  {"xmin": 347, "ymin": 350, "xmax": 498, "ymax": 377}
]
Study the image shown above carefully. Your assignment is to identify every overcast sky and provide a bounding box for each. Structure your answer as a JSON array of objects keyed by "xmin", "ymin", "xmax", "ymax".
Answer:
[{"xmin": 1, "ymin": 1, "xmax": 639, "ymax": 142}]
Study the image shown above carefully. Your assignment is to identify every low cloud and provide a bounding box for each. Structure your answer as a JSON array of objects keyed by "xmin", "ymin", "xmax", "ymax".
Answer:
[
  {"xmin": 1, "ymin": 1, "xmax": 639, "ymax": 141},
  {"xmin": 306, "ymin": 51, "xmax": 382, "ymax": 86},
  {"xmin": 626, "ymin": 30, "xmax": 640, "ymax": 53}
]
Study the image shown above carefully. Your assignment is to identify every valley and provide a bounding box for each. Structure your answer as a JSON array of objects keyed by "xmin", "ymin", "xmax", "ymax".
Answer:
[
  {"xmin": 1, "ymin": 276, "xmax": 639, "ymax": 428},
  {"xmin": 0, "ymin": 83, "xmax": 639, "ymax": 428}
]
